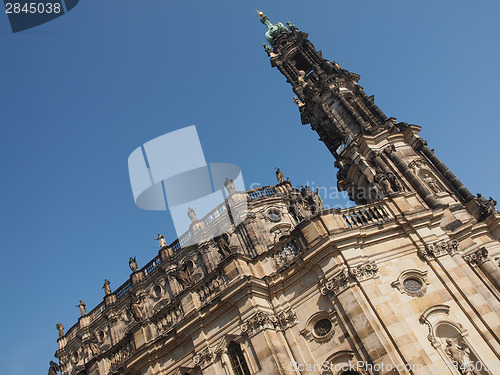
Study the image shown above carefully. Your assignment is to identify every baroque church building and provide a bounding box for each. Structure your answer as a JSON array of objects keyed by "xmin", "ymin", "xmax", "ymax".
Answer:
[{"xmin": 52, "ymin": 13, "xmax": 500, "ymax": 375}]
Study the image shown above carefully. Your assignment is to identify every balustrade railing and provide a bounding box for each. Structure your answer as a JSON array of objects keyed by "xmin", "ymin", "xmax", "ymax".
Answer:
[
  {"xmin": 154, "ymin": 304, "xmax": 183, "ymax": 336},
  {"xmin": 341, "ymin": 203, "xmax": 390, "ymax": 228},
  {"xmin": 143, "ymin": 256, "xmax": 162, "ymax": 277},
  {"xmin": 88, "ymin": 302, "xmax": 105, "ymax": 322},
  {"xmin": 108, "ymin": 339, "xmax": 135, "ymax": 370},
  {"xmin": 195, "ymin": 273, "xmax": 228, "ymax": 305},
  {"xmin": 115, "ymin": 280, "xmax": 132, "ymax": 299},
  {"xmin": 272, "ymin": 240, "xmax": 300, "ymax": 270},
  {"xmin": 247, "ymin": 186, "xmax": 277, "ymax": 200},
  {"xmin": 204, "ymin": 203, "xmax": 228, "ymax": 226}
]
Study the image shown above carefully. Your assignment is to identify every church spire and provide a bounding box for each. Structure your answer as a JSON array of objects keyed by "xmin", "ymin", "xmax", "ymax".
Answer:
[{"xmin": 260, "ymin": 14, "xmax": 492, "ymax": 220}]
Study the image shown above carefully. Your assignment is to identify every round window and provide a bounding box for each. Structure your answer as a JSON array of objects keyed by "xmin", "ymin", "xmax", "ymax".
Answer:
[
  {"xmin": 313, "ymin": 318, "xmax": 333, "ymax": 337},
  {"xmin": 153, "ymin": 285, "xmax": 162, "ymax": 299},
  {"xmin": 267, "ymin": 208, "xmax": 282, "ymax": 222},
  {"xmin": 98, "ymin": 330, "xmax": 105, "ymax": 342},
  {"xmin": 403, "ymin": 278, "xmax": 423, "ymax": 293}
]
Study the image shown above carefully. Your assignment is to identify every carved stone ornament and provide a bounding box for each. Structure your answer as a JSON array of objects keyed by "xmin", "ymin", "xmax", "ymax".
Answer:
[
  {"xmin": 320, "ymin": 269, "xmax": 350, "ymax": 296},
  {"xmin": 462, "ymin": 248, "xmax": 489, "ymax": 267},
  {"xmin": 193, "ymin": 346, "xmax": 214, "ymax": 366},
  {"xmin": 392, "ymin": 269, "xmax": 429, "ymax": 297},
  {"xmin": 240, "ymin": 311, "xmax": 280, "ymax": 337},
  {"xmin": 277, "ymin": 308, "xmax": 297, "ymax": 329},
  {"xmin": 419, "ymin": 304, "xmax": 451, "ymax": 346},
  {"xmin": 413, "ymin": 138, "xmax": 428, "ymax": 151},
  {"xmin": 349, "ymin": 261, "xmax": 379, "ymax": 281},
  {"xmin": 419, "ymin": 239, "xmax": 459, "ymax": 259}
]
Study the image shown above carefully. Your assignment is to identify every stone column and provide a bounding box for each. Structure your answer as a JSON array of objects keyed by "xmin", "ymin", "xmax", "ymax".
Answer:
[
  {"xmin": 463, "ymin": 248, "xmax": 500, "ymax": 290},
  {"xmin": 384, "ymin": 145, "xmax": 440, "ymax": 208},
  {"xmin": 415, "ymin": 138, "xmax": 473, "ymax": 202}
]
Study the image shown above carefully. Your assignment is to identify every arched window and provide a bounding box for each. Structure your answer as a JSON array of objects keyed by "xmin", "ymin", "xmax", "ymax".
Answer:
[{"xmin": 228, "ymin": 341, "xmax": 250, "ymax": 375}]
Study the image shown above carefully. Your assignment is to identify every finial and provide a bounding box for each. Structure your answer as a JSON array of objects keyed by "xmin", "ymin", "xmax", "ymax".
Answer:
[{"xmin": 255, "ymin": 8, "xmax": 264, "ymax": 18}]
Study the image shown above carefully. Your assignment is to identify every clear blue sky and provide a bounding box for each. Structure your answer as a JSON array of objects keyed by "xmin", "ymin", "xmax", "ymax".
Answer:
[{"xmin": 1, "ymin": 1, "xmax": 499, "ymax": 374}]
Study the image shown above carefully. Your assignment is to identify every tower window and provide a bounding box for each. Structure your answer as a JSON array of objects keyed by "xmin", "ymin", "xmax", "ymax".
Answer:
[
  {"xmin": 290, "ymin": 52, "xmax": 312, "ymax": 74},
  {"xmin": 228, "ymin": 342, "xmax": 251, "ymax": 375}
]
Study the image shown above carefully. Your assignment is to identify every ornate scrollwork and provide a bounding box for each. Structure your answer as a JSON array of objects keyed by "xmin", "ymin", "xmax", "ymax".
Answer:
[
  {"xmin": 240, "ymin": 311, "xmax": 280, "ymax": 337},
  {"xmin": 419, "ymin": 240, "xmax": 459, "ymax": 259},
  {"xmin": 277, "ymin": 309, "xmax": 297, "ymax": 329},
  {"xmin": 320, "ymin": 269, "xmax": 349, "ymax": 296},
  {"xmin": 462, "ymin": 248, "xmax": 488, "ymax": 267},
  {"xmin": 193, "ymin": 346, "xmax": 214, "ymax": 366},
  {"xmin": 349, "ymin": 261, "xmax": 379, "ymax": 281}
]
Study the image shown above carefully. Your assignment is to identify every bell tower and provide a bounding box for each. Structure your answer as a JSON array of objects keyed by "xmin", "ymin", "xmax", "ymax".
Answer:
[{"xmin": 258, "ymin": 11, "xmax": 497, "ymax": 220}]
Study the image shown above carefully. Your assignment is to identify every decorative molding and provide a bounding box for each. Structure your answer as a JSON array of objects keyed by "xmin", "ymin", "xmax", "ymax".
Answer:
[
  {"xmin": 463, "ymin": 247, "xmax": 489, "ymax": 267},
  {"xmin": 277, "ymin": 308, "xmax": 297, "ymax": 329},
  {"xmin": 419, "ymin": 239, "xmax": 459, "ymax": 259},
  {"xmin": 154, "ymin": 304, "xmax": 183, "ymax": 337},
  {"xmin": 193, "ymin": 346, "xmax": 214, "ymax": 366},
  {"xmin": 419, "ymin": 305, "xmax": 452, "ymax": 346},
  {"xmin": 391, "ymin": 269, "xmax": 429, "ymax": 298},
  {"xmin": 240, "ymin": 311, "xmax": 280, "ymax": 337},
  {"xmin": 349, "ymin": 261, "xmax": 379, "ymax": 281},
  {"xmin": 320, "ymin": 269, "xmax": 350, "ymax": 296}
]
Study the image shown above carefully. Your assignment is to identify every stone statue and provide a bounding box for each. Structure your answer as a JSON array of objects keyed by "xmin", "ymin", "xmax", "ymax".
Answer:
[
  {"xmin": 130, "ymin": 297, "xmax": 144, "ymax": 322},
  {"xmin": 129, "ymin": 257, "xmax": 138, "ymax": 272},
  {"xmin": 444, "ymin": 339, "xmax": 476, "ymax": 375},
  {"xmin": 56, "ymin": 323, "xmax": 64, "ymax": 338},
  {"xmin": 375, "ymin": 173, "xmax": 393, "ymax": 194},
  {"xmin": 387, "ymin": 172, "xmax": 402, "ymax": 192},
  {"xmin": 89, "ymin": 337, "xmax": 100, "ymax": 356},
  {"xmin": 370, "ymin": 181, "xmax": 384, "ymax": 199},
  {"xmin": 187, "ymin": 207, "xmax": 197, "ymax": 223},
  {"xmin": 76, "ymin": 300, "xmax": 86, "ymax": 317},
  {"xmin": 175, "ymin": 261, "xmax": 193, "ymax": 287},
  {"xmin": 289, "ymin": 199, "xmax": 308, "ymax": 222},
  {"xmin": 48, "ymin": 361, "xmax": 60, "ymax": 375},
  {"xmin": 423, "ymin": 173, "xmax": 441, "ymax": 193},
  {"xmin": 477, "ymin": 193, "xmax": 497, "ymax": 219},
  {"xmin": 276, "ymin": 168, "xmax": 285, "ymax": 184},
  {"xmin": 215, "ymin": 233, "xmax": 231, "ymax": 258},
  {"xmin": 224, "ymin": 178, "xmax": 236, "ymax": 195},
  {"xmin": 155, "ymin": 233, "xmax": 167, "ymax": 248},
  {"xmin": 103, "ymin": 279, "xmax": 111, "ymax": 296},
  {"xmin": 313, "ymin": 188, "xmax": 324, "ymax": 213}
]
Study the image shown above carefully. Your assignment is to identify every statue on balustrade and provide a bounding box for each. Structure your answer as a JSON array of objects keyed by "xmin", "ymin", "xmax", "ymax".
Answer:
[
  {"xmin": 129, "ymin": 257, "xmax": 138, "ymax": 272},
  {"xmin": 224, "ymin": 178, "xmax": 236, "ymax": 195},
  {"xmin": 215, "ymin": 233, "xmax": 231, "ymax": 258},
  {"xmin": 103, "ymin": 279, "xmax": 111, "ymax": 296},
  {"xmin": 56, "ymin": 323, "xmax": 64, "ymax": 338},
  {"xmin": 76, "ymin": 300, "xmax": 86, "ymax": 317},
  {"xmin": 187, "ymin": 207, "xmax": 197, "ymax": 223},
  {"xmin": 48, "ymin": 361, "xmax": 60, "ymax": 375},
  {"xmin": 155, "ymin": 233, "xmax": 167, "ymax": 248},
  {"xmin": 275, "ymin": 168, "xmax": 285, "ymax": 184}
]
